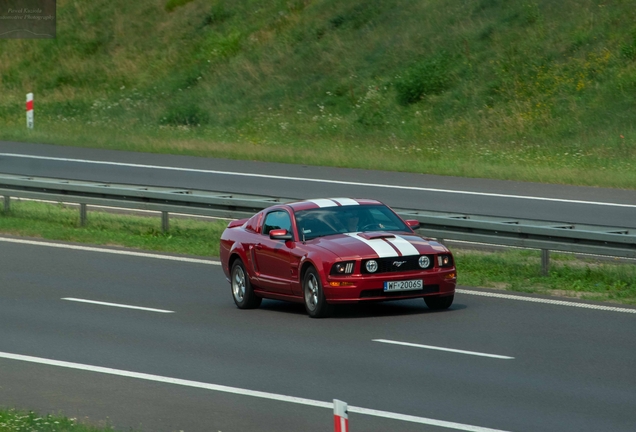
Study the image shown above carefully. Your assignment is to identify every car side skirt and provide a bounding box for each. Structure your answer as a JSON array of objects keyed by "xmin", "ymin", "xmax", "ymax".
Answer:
[{"xmin": 252, "ymin": 289, "xmax": 305, "ymax": 304}]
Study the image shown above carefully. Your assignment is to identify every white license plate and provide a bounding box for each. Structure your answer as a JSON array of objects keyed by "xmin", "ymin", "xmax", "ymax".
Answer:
[{"xmin": 383, "ymin": 279, "xmax": 423, "ymax": 292}]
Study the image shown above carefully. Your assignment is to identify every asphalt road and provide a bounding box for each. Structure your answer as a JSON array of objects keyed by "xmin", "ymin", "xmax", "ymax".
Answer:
[
  {"xmin": 1, "ymin": 140, "xmax": 635, "ymax": 228},
  {"xmin": 1, "ymin": 140, "xmax": 635, "ymax": 431},
  {"xmin": 1, "ymin": 238, "xmax": 635, "ymax": 432}
]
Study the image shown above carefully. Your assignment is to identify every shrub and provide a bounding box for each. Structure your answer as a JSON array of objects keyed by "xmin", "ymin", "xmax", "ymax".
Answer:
[
  {"xmin": 395, "ymin": 53, "xmax": 453, "ymax": 105},
  {"xmin": 165, "ymin": 0, "xmax": 194, "ymax": 13},
  {"xmin": 160, "ymin": 103, "xmax": 209, "ymax": 126},
  {"xmin": 620, "ymin": 30, "xmax": 636, "ymax": 60},
  {"xmin": 355, "ymin": 84, "xmax": 393, "ymax": 126}
]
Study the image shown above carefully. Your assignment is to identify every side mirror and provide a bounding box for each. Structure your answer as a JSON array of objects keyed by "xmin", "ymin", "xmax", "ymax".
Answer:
[
  {"xmin": 269, "ymin": 228, "xmax": 293, "ymax": 240},
  {"xmin": 405, "ymin": 219, "xmax": 420, "ymax": 230}
]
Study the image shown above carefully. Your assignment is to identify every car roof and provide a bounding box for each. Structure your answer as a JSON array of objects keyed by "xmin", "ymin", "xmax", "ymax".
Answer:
[{"xmin": 286, "ymin": 198, "xmax": 383, "ymax": 212}]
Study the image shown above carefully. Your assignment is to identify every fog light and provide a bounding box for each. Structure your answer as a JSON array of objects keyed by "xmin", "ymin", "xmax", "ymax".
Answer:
[
  {"xmin": 418, "ymin": 255, "xmax": 430, "ymax": 268},
  {"xmin": 366, "ymin": 260, "xmax": 378, "ymax": 273}
]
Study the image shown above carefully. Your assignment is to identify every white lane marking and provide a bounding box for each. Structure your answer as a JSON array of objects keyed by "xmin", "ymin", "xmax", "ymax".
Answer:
[
  {"xmin": 62, "ymin": 298, "xmax": 174, "ymax": 314},
  {"xmin": 2, "ymin": 153, "xmax": 634, "ymax": 208},
  {"xmin": 386, "ymin": 235, "xmax": 419, "ymax": 256},
  {"xmin": 0, "ymin": 351, "xmax": 511, "ymax": 432},
  {"xmin": 457, "ymin": 289, "xmax": 636, "ymax": 314},
  {"xmin": 307, "ymin": 198, "xmax": 338, "ymax": 207},
  {"xmin": 0, "ymin": 237, "xmax": 220, "ymax": 265},
  {"xmin": 373, "ymin": 339, "xmax": 514, "ymax": 360},
  {"xmin": 344, "ymin": 233, "xmax": 398, "ymax": 258},
  {"xmin": 2, "ymin": 236, "xmax": 634, "ymax": 315}
]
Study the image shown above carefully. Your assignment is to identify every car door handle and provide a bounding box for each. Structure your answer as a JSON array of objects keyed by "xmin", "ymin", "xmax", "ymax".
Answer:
[{"xmin": 255, "ymin": 244, "xmax": 263, "ymax": 250}]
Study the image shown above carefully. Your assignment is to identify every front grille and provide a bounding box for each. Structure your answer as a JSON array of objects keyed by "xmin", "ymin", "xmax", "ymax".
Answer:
[
  {"xmin": 360, "ymin": 284, "xmax": 440, "ymax": 298},
  {"xmin": 361, "ymin": 255, "xmax": 434, "ymax": 274}
]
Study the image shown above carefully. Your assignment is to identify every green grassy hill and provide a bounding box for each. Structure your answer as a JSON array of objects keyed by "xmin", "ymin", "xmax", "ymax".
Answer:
[{"xmin": 1, "ymin": 0, "xmax": 635, "ymax": 187}]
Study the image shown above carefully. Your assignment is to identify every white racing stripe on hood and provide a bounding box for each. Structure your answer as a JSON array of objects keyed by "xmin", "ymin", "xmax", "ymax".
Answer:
[
  {"xmin": 386, "ymin": 235, "xmax": 419, "ymax": 256},
  {"xmin": 345, "ymin": 233, "xmax": 398, "ymax": 258},
  {"xmin": 308, "ymin": 199, "xmax": 338, "ymax": 208},
  {"xmin": 332, "ymin": 198, "xmax": 359, "ymax": 206}
]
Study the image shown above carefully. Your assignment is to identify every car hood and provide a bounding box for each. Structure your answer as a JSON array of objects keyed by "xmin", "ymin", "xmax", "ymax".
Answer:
[{"xmin": 309, "ymin": 231, "xmax": 448, "ymax": 259}]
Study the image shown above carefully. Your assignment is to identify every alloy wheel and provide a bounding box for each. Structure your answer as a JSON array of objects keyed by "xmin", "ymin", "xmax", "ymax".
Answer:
[
  {"xmin": 305, "ymin": 273, "xmax": 319, "ymax": 311},
  {"xmin": 232, "ymin": 265, "xmax": 246, "ymax": 302}
]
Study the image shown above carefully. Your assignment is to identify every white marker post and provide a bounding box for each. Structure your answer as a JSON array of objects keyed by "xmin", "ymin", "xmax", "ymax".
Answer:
[
  {"xmin": 334, "ymin": 399, "xmax": 349, "ymax": 432},
  {"xmin": 26, "ymin": 93, "xmax": 34, "ymax": 129}
]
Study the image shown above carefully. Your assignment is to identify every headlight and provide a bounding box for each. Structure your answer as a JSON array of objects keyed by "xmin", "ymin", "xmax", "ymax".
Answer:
[
  {"xmin": 437, "ymin": 254, "xmax": 453, "ymax": 267},
  {"xmin": 418, "ymin": 255, "xmax": 431, "ymax": 269},
  {"xmin": 331, "ymin": 261, "xmax": 355, "ymax": 275},
  {"xmin": 365, "ymin": 260, "xmax": 378, "ymax": 273}
]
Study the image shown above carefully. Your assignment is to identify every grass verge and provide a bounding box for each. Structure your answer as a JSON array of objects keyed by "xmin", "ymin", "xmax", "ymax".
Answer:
[
  {"xmin": 455, "ymin": 249, "xmax": 636, "ymax": 305},
  {"xmin": 0, "ymin": 200, "xmax": 227, "ymax": 257},
  {"xmin": 1, "ymin": 0, "xmax": 636, "ymax": 189},
  {"xmin": 4, "ymin": 123, "xmax": 636, "ymax": 190},
  {"xmin": 2, "ymin": 200, "xmax": 635, "ymax": 305},
  {"xmin": 0, "ymin": 408, "xmax": 120, "ymax": 432}
]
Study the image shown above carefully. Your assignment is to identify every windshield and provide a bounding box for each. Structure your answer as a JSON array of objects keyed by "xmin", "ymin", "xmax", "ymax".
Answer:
[{"xmin": 294, "ymin": 205, "xmax": 410, "ymax": 240}]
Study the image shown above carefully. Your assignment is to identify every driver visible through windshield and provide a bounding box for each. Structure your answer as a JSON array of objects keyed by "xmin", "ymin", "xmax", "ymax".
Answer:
[{"xmin": 294, "ymin": 205, "xmax": 410, "ymax": 240}]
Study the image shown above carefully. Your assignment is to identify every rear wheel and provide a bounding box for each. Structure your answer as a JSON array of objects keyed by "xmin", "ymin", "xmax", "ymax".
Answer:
[
  {"xmin": 424, "ymin": 295, "xmax": 454, "ymax": 310},
  {"xmin": 303, "ymin": 267, "xmax": 332, "ymax": 318},
  {"xmin": 231, "ymin": 259, "xmax": 262, "ymax": 309}
]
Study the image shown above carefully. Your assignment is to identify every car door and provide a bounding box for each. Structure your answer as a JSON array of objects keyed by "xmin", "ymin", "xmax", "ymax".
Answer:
[{"xmin": 253, "ymin": 209, "xmax": 294, "ymax": 294}]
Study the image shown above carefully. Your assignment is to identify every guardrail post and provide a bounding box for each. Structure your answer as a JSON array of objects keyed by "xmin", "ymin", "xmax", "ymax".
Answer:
[
  {"xmin": 334, "ymin": 399, "xmax": 349, "ymax": 432},
  {"xmin": 162, "ymin": 211, "xmax": 169, "ymax": 232},
  {"xmin": 541, "ymin": 249, "xmax": 550, "ymax": 276},
  {"xmin": 80, "ymin": 203, "xmax": 87, "ymax": 226},
  {"xmin": 3, "ymin": 196, "xmax": 9, "ymax": 212}
]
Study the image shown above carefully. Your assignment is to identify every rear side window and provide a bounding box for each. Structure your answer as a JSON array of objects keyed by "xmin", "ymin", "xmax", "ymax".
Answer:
[{"xmin": 263, "ymin": 210, "xmax": 292, "ymax": 235}]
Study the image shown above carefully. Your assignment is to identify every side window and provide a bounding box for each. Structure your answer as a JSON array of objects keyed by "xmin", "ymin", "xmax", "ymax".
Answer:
[{"xmin": 262, "ymin": 210, "xmax": 292, "ymax": 235}]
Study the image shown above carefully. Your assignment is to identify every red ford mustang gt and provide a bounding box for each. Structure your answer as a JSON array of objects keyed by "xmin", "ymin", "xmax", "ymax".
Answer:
[{"xmin": 220, "ymin": 198, "xmax": 456, "ymax": 318}]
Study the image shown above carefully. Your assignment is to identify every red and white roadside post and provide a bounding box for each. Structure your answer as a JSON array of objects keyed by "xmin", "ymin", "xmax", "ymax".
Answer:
[
  {"xmin": 26, "ymin": 93, "xmax": 34, "ymax": 129},
  {"xmin": 334, "ymin": 399, "xmax": 349, "ymax": 432}
]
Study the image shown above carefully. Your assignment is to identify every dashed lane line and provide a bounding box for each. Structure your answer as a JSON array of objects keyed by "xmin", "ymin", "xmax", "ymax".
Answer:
[
  {"xmin": 373, "ymin": 339, "xmax": 514, "ymax": 359},
  {"xmin": 62, "ymin": 297, "xmax": 174, "ymax": 313}
]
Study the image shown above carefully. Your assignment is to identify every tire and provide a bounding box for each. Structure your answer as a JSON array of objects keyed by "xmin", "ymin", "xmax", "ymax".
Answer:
[
  {"xmin": 231, "ymin": 259, "xmax": 262, "ymax": 309},
  {"xmin": 424, "ymin": 294, "xmax": 454, "ymax": 310},
  {"xmin": 303, "ymin": 267, "xmax": 332, "ymax": 318}
]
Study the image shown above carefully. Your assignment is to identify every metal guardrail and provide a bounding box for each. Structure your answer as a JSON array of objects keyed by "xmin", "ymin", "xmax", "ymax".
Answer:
[
  {"xmin": 0, "ymin": 173, "xmax": 285, "ymax": 225},
  {"xmin": 1, "ymin": 174, "xmax": 635, "ymax": 274}
]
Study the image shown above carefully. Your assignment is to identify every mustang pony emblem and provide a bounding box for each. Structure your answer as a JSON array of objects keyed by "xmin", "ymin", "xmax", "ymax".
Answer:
[{"xmin": 392, "ymin": 260, "xmax": 407, "ymax": 267}]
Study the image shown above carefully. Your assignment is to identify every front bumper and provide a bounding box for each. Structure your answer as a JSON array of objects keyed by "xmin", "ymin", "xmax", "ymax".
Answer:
[{"xmin": 323, "ymin": 268, "xmax": 456, "ymax": 303}]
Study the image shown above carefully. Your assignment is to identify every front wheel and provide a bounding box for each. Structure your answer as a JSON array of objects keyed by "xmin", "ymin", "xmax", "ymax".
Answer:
[
  {"xmin": 231, "ymin": 259, "xmax": 262, "ymax": 309},
  {"xmin": 303, "ymin": 267, "xmax": 332, "ymax": 318},
  {"xmin": 424, "ymin": 295, "xmax": 454, "ymax": 310}
]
